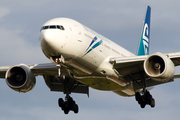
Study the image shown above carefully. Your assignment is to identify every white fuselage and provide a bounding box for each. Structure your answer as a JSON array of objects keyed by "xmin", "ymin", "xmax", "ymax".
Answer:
[{"xmin": 39, "ymin": 18, "xmax": 136, "ymax": 96}]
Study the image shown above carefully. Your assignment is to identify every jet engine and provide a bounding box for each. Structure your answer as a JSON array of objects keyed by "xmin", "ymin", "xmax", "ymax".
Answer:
[
  {"xmin": 144, "ymin": 52, "xmax": 175, "ymax": 82},
  {"xmin": 5, "ymin": 64, "xmax": 36, "ymax": 93}
]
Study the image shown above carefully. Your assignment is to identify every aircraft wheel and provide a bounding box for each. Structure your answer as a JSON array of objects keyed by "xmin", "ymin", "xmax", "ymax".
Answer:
[
  {"xmin": 64, "ymin": 106, "xmax": 69, "ymax": 114},
  {"xmin": 74, "ymin": 104, "xmax": 79, "ymax": 114},
  {"xmin": 58, "ymin": 98, "xmax": 64, "ymax": 108},
  {"xmin": 62, "ymin": 102, "xmax": 69, "ymax": 114},
  {"xmin": 135, "ymin": 92, "xmax": 141, "ymax": 102},
  {"xmin": 140, "ymin": 101, "xmax": 146, "ymax": 108},
  {"xmin": 150, "ymin": 98, "xmax": 155, "ymax": 108}
]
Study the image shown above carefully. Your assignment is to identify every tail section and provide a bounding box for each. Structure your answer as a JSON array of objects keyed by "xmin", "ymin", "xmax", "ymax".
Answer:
[{"xmin": 137, "ymin": 6, "xmax": 151, "ymax": 56}]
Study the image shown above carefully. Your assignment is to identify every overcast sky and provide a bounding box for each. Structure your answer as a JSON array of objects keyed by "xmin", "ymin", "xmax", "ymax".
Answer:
[{"xmin": 0, "ymin": 0, "xmax": 180, "ymax": 120}]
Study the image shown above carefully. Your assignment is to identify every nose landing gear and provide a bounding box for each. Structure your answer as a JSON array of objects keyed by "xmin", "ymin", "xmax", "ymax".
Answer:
[{"xmin": 52, "ymin": 55, "xmax": 79, "ymax": 114}]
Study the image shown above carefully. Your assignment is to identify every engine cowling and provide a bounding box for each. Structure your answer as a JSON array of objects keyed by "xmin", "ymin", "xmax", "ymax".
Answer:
[
  {"xmin": 5, "ymin": 64, "xmax": 36, "ymax": 93},
  {"xmin": 144, "ymin": 52, "xmax": 175, "ymax": 82}
]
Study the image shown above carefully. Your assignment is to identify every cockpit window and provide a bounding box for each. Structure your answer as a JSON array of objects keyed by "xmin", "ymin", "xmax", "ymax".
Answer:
[
  {"xmin": 40, "ymin": 25, "xmax": 65, "ymax": 31},
  {"xmin": 60, "ymin": 26, "xmax": 65, "ymax": 30},
  {"xmin": 49, "ymin": 25, "xmax": 56, "ymax": 29},
  {"xmin": 56, "ymin": 26, "xmax": 60, "ymax": 29},
  {"xmin": 44, "ymin": 26, "xmax": 49, "ymax": 29}
]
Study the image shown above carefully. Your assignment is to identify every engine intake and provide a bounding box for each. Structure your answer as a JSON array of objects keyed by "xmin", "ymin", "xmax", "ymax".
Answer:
[
  {"xmin": 144, "ymin": 52, "xmax": 175, "ymax": 82},
  {"xmin": 5, "ymin": 64, "xmax": 36, "ymax": 93}
]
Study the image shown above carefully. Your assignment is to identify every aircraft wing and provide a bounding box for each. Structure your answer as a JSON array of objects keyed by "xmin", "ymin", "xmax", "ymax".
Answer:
[
  {"xmin": 0, "ymin": 63, "xmax": 89, "ymax": 95},
  {"xmin": 166, "ymin": 52, "xmax": 180, "ymax": 66},
  {"xmin": 0, "ymin": 63, "xmax": 57, "ymax": 78},
  {"xmin": 110, "ymin": 52, "xmax": 180, "ymax": 91},
  {"xmin": 1, "ymin": 52, "xmax": 180, "ymax": 94},
  {"xmin": 0, "ymin": 66, "xmax": 9, "ymax": 78},
  {"xmin": 110, "ymin": 55, "xmax": 147, "ymax": 76},
  {"xmin": 110, "ymin": 52, "xmax": 180, "ymax": 76}
]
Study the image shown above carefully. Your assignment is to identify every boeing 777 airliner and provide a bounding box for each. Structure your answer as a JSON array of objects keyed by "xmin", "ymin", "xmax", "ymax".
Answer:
[{"xmin": 1, "ymin": 6, "xmax": 180, "ymax": 114}]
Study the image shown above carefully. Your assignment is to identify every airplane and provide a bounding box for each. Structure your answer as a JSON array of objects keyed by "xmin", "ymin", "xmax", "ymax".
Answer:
[{"xmin": 1, "ymin": 5, "xmax": 180, "ymax": 114}]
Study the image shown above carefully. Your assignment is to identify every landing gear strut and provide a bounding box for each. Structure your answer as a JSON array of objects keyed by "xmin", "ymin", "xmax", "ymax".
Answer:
[
  {"xmin": 135, "ymin": 72, "xmax": 155, "ymax": 108},
  {"xmin": 53, "ymin": 56, "xmax": 79, "ymax": 114}
]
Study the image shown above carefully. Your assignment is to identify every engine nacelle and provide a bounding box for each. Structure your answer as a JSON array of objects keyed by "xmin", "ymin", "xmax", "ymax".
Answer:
[
  {"xmin": 144, "ymin": 52, "xmax": 175, "ymax": 82},
  {"xmin": 5, "ymin": 64, "xmax": 36, "ymax": 93}
]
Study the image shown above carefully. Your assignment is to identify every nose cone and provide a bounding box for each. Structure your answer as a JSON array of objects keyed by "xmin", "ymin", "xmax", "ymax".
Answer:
[
  {"xmin": 40, "ymin": 30, "xmax": 67, "ymax": 57},
  {"xmin": 42, "ymin": 30, "xmax": 56, "ymax": 47}
]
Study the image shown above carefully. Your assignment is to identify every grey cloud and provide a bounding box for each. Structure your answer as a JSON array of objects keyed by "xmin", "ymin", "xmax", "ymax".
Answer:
[{"xmin": 0, "ymin": 7, "xmax": 10, "ymax": 20}]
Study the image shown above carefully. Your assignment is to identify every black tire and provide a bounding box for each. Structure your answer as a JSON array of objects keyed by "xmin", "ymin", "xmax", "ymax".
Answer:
[
  {"xmin": 135, "ymin": 92, "xmax": 141, "ymax": 102},
  {"xmin": 64, "ymin": 108, "xmax": 69, "ymax": 114},
  {"xmin": 150, "ymin": 98, "xmax": 155, "ymax": 108},
  {"xmin": 74, "ymin": 104, "xmax": 79, "ymax": 114},
  {"xmin": 68, "ymin": 97, "xmax": 73, "ymax": 103},
  {"xmin": 144, "ymin": 91, "xmax": 153, "ymax": 105},
  {"xmin": 58, "ymin": 98, "xmax": 64, "ymax": 108},
  {"xmin": 140, "ymin": 101, "xmax": 146, "ymax": 108},
  {"xmin": 63, "ymin": 103, "xmax": 69, "ymax": 114}
]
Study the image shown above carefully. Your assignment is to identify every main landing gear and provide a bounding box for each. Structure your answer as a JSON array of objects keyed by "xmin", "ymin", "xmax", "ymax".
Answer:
[
  {"xmin": 54, "ymin": 56, "xmax": 79, "ymax": 114},
  {"xmin": 135, "ymin": 72, "xmax": 155, "ymax": 108},
  {"xmin": 135, "ymin": 90, "xmax": 155, "ymax": 108},
  {"xmin": 58, "ymin": 96, "xmax": 79, "ymax": 114}
]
